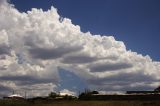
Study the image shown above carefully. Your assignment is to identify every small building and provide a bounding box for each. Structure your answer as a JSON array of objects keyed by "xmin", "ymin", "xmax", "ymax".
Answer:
[
  {"xmin": 126, "ymin": 91, "xmax": 160, "ymax": 95},
  {"xmin": 3, "ymin": 94, "xmax": 24, "ymax": 100}
]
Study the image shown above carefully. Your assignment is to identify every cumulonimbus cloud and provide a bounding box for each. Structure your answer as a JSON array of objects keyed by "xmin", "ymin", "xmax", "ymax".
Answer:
[{"xmin": 0, "ymin": 0, "xmax": 160, "ymax": 96}]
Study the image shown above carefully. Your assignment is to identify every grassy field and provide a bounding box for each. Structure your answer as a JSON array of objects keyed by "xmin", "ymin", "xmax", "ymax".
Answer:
[{"xmin": 0, "ymin": 100, "xmax": 160, "ymax": 106}]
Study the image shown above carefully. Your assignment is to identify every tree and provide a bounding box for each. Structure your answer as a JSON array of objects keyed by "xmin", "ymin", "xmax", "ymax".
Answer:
[
  {"xmin": 91, "ymin": 91, "xmax": 99, "ymax": 95},
  {"xmin": 48, "ymin": 92, "xmax": 58, "ymax": 98},
  {"xmin": 78, "ymin": 90, "xmax": 99, "ymax": 100},
  {"xmin": 154, "ymin": 86, "xmax": 160, "ymax": 91}
]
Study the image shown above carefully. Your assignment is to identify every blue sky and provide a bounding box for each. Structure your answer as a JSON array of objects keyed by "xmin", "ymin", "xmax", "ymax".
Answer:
[{"xmin": 10, "ymin": 0, "xmax": 160, "ymax": 61}]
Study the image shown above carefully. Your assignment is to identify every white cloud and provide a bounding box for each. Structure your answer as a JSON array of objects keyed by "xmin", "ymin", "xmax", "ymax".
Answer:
[
  {"xmin": 0, "ymin": 0, "xmax": 159, "ymax": 96},
  {"xmin": 60, "ymin": 89, "xmax": 76, "ymax": 96}
]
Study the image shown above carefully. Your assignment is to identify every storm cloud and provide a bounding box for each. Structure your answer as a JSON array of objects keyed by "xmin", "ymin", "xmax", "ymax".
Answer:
[
  {"xmin": 29, "ymin": 46, "xmax": 82, "ymax": 60},
  {"xmin": 62, "ymin": 54, "xmax": 97, "ymax": 64},
  {"xmin": 90, "ymin": 62, "xmax": 133, "ymax": 72}
]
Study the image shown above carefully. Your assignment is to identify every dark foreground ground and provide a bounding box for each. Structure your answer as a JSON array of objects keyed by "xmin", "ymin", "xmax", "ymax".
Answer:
[{"xmin": 0, "ymin": 100, "xmax": 160, "ymax": 106}]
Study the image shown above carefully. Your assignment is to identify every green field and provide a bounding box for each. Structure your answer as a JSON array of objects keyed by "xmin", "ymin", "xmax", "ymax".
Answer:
[{"xmin": 0, "ymin": 100, "xmax": 160, "ymax": 106}]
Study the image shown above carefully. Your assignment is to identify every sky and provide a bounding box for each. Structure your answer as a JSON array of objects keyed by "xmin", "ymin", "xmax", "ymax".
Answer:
[
  {"xmin": 0, "ymin": 0, "xmax": 160, "ymax": 97},
  {"xmin": 10, "ymin": 0, "xmax": 160, "ymax": 61}
]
